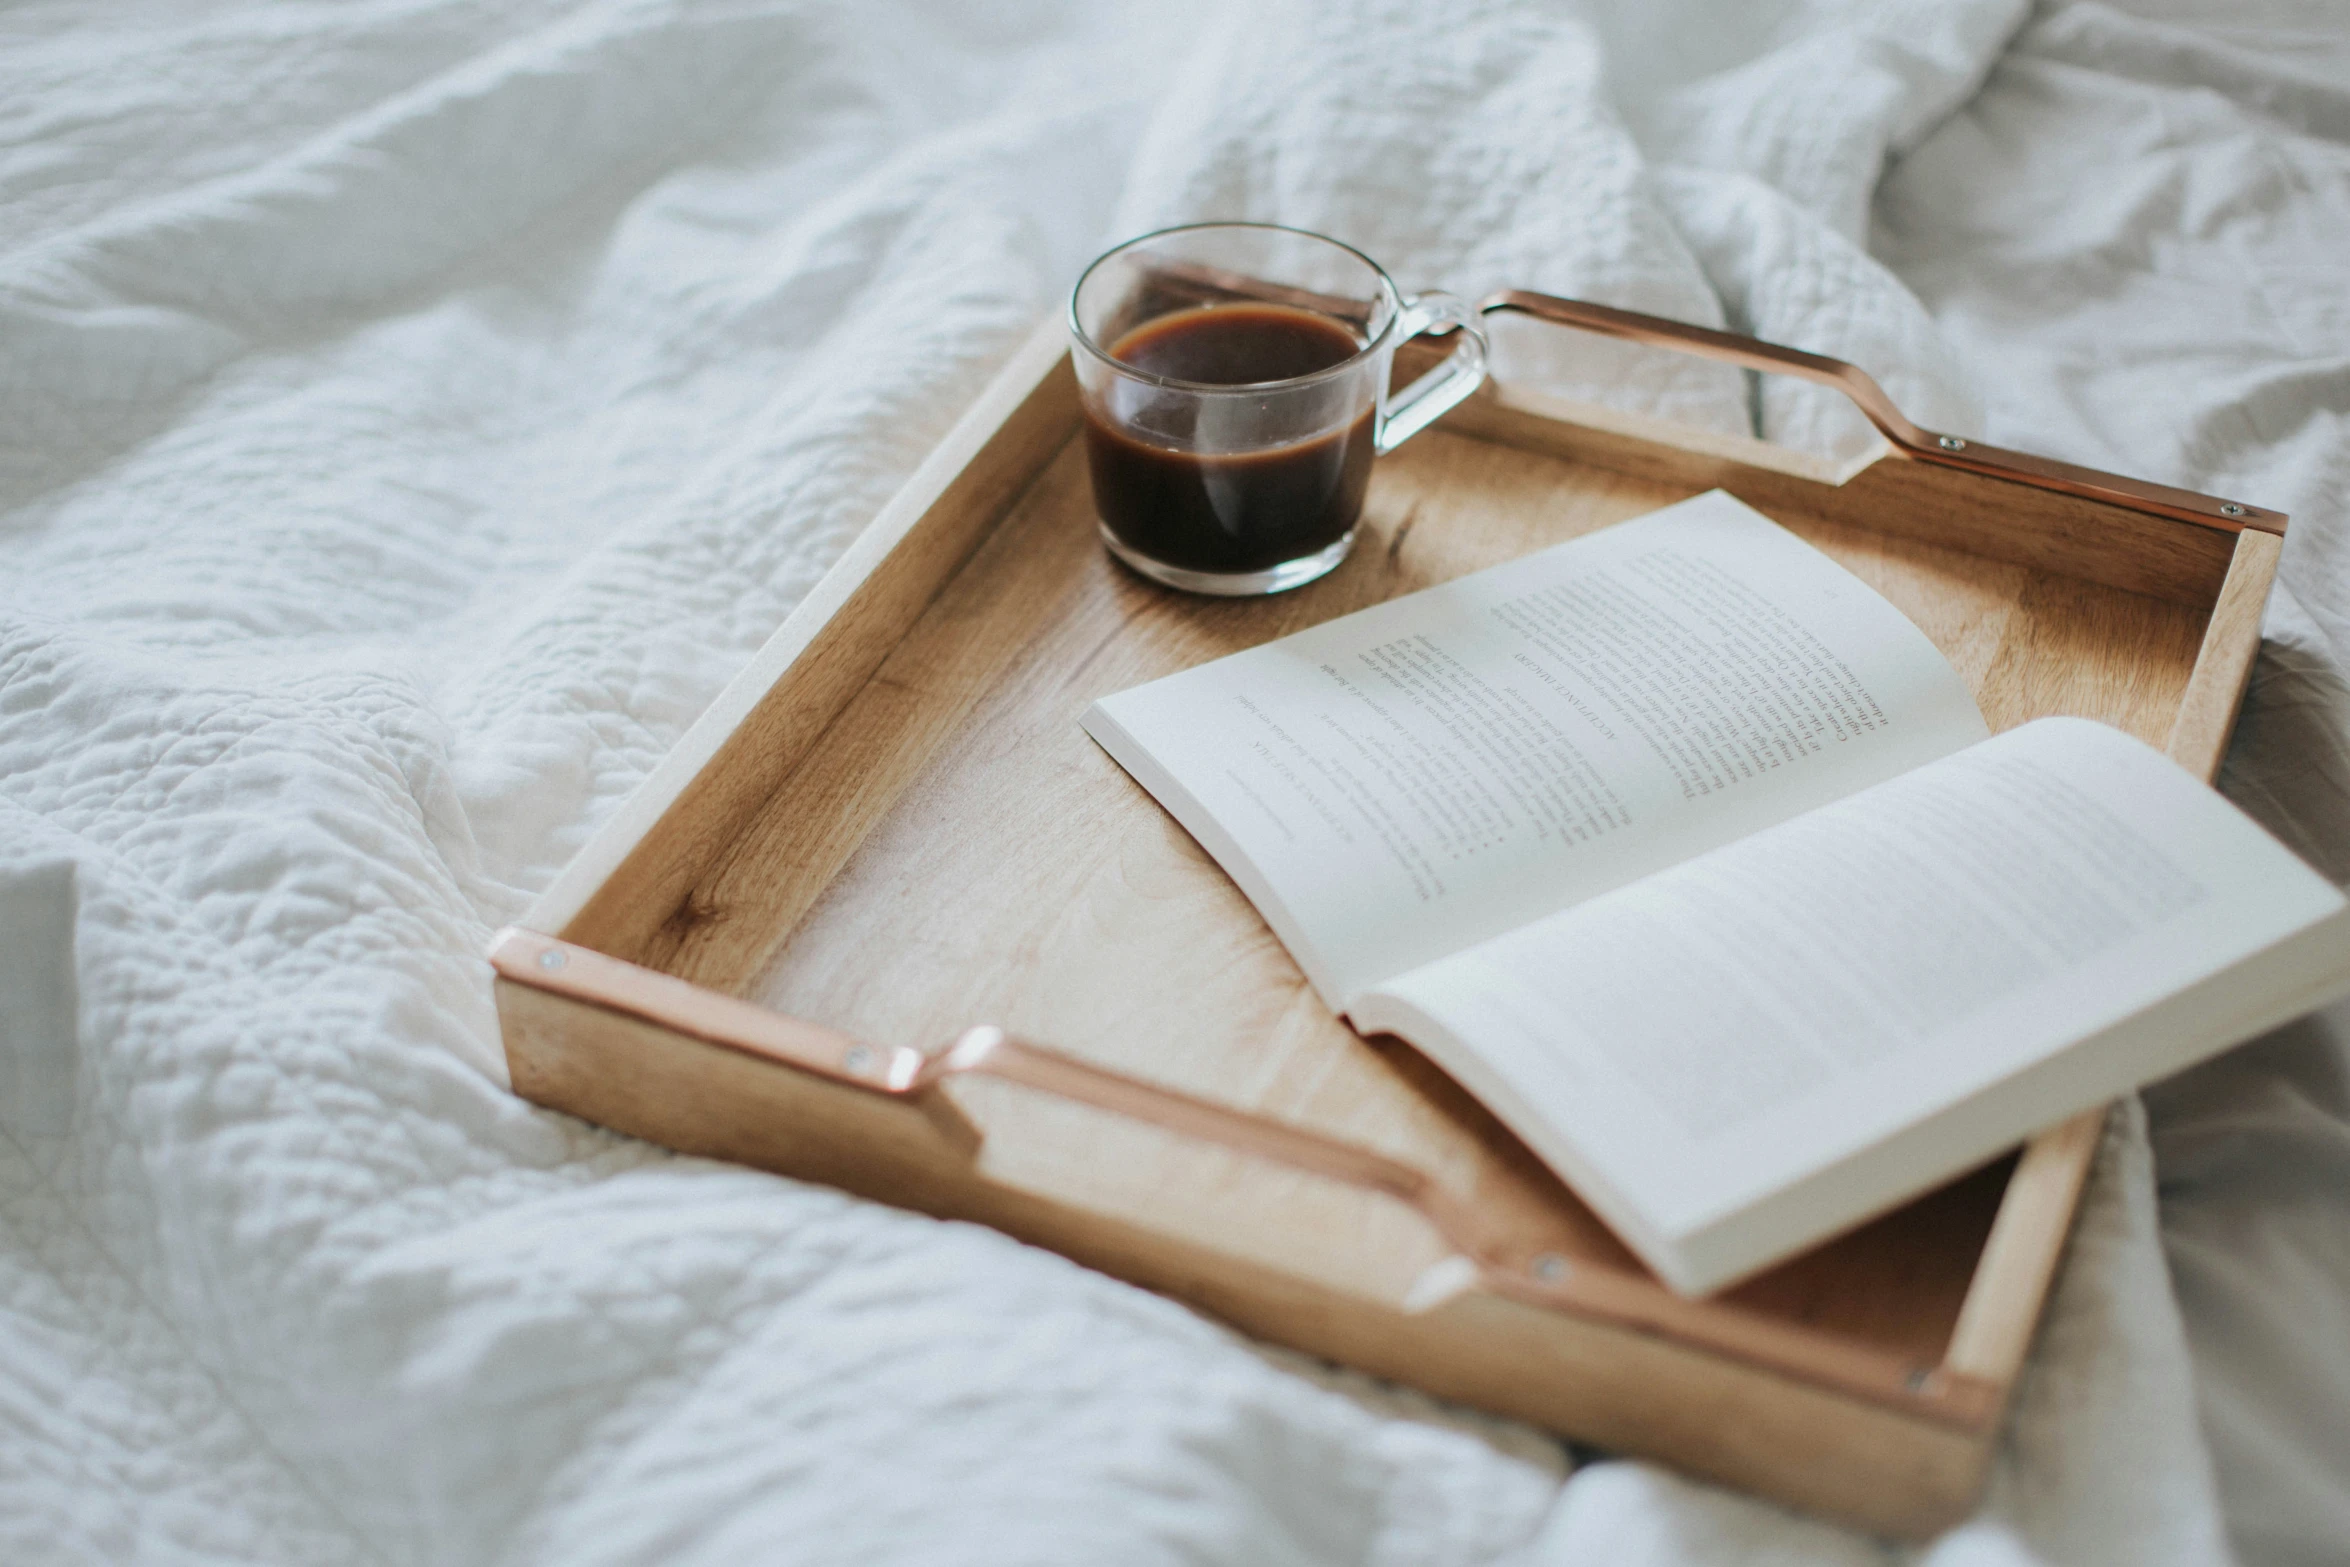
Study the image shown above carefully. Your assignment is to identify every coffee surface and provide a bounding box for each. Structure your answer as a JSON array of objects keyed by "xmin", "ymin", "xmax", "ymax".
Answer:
[{"xmin": 1109, "ymin": 304, "xmax": 1360, "ymax": 384}]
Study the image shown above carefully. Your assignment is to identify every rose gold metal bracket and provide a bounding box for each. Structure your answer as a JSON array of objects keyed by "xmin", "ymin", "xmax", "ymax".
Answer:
[
  {"xmin": 488, "ymin": 924, "xmax": 2003, "ymax": 1429},
  {"xmin": 1480, "ymin": 290, "xmax": 2286, "ymax": 537}
]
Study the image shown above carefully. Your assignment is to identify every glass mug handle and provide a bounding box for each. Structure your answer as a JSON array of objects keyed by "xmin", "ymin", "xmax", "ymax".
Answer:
[{"xmin": 1375, "ymin": 290, "xmax": 1489, "ymax": 454}]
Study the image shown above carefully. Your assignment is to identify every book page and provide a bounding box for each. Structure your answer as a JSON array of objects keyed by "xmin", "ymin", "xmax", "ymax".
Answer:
[
  {"xmin": 1358, "ymin": 718, "xmax": 2350, "ymax": 1292},
  {"xmin": 1083, "ymin": 491, "xmax": 1988, "ymax": 1006}
]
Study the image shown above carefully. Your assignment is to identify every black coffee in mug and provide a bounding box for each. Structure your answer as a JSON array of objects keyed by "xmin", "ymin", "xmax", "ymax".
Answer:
[
  {"xmin": 1069, "ymin": 224, "xmax": 1487, "ymax": 596},
  {"xmin": 1084, "ymin": 305, "xmax": 1375, "ymax": 577}
]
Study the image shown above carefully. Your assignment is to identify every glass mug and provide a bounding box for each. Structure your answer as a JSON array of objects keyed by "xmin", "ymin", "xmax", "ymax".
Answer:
[{"xmin": 1068, "ymin": 223, "xmax": 1489, "ymax": 595}]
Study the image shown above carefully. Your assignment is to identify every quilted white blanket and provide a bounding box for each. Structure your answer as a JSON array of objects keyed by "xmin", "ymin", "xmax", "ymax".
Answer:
[{"xmin": 5, "ymin": 1, "xmax": 2345, "ymax": 1562}]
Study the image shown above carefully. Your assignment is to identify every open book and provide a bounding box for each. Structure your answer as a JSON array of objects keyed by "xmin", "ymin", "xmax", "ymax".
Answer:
[{"xmin": 1083, "ymin": 491, "xmax": 2350, "ymax": 1295}]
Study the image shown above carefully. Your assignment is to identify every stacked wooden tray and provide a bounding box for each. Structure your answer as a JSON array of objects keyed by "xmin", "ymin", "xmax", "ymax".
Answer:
[{"xmin": 489, "ymin": 295, "xmax": 2283, "ymax": 1537}]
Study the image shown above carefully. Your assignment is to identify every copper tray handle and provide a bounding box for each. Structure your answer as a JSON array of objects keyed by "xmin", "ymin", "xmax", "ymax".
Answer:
[
  {"xmin": 1480, "ymin": 289, "xmax": 2284, "ymax": 536},
  {"xmin": 491, "ymin": 931, "xmax": 1526, "ymax": 1280},
  {"xmin": 489, "ymin": 925, "xmax": 1996, "ymax": 1424}
]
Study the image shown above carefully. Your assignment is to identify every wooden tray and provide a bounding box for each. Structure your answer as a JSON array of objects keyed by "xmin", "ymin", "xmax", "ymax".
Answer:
[{"xmin": 489, "ymin": 293, "xmax": 2284, "ymax": 1538}]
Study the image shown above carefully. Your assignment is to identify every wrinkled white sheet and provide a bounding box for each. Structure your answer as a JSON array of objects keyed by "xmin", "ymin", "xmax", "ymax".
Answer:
[{"xmin": 1, "ymin": 2, "xmax": 2343, "ymax": 1562}]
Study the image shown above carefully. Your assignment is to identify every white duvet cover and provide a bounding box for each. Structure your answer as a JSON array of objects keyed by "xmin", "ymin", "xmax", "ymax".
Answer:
[{"xmin": 2, "ymin": 2, "xmax": 2343, "ymax": 1563}]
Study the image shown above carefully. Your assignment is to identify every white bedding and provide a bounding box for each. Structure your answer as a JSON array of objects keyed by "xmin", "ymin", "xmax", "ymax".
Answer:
[{"xmin": 2, "ymin": 2, "xmax": 2343, "ymax": 1562}]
